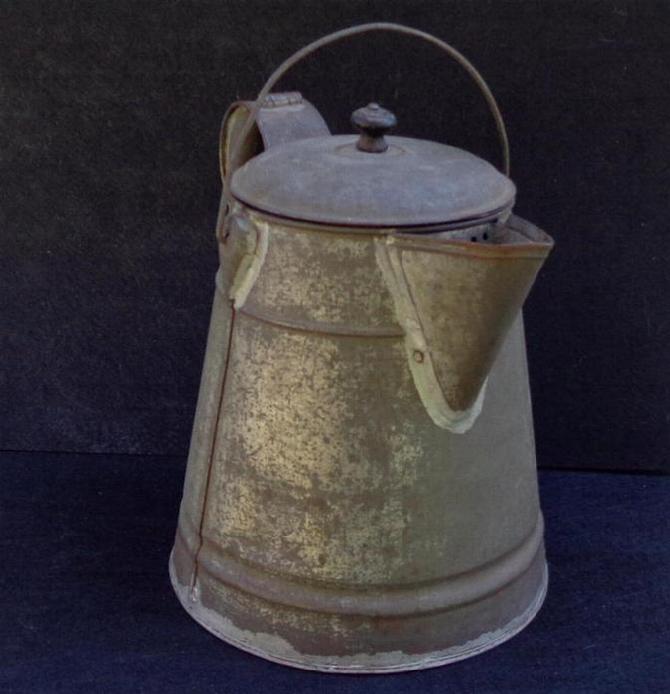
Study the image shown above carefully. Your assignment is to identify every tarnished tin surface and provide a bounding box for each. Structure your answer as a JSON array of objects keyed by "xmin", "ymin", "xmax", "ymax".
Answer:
[
  {"xmin": 377, "ymin": 217, "xmax": 553, "ymax": 431},
  {"xmin": 171, "ymin": 22, "xmax": 553, "ymax": 673},
  {"xmin": 170, "ymin": 555, "xmax": 547, "ymax": 672},
  {"xmin": 172, "ymin": 208, "xmax": 551, "ymax": 671},
  {"xmin": 231, "ymin": 133, "xmax": 516, "ymax": 228}
]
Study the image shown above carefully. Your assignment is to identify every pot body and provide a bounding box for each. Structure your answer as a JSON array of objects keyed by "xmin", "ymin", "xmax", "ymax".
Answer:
[{"xmin": 170, "ymin": 206, "xmax": 547, "ymax": 672}]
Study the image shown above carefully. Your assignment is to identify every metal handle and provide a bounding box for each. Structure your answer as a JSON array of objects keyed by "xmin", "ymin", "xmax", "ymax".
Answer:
[{"xmin": 223, "ymin": 22, "xmax": 510, "ymax": 204}]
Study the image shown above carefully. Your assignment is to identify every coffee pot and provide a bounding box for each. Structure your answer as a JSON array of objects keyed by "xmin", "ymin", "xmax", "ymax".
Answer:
[{"xmin": 170, "ymin": 23, "xmax": 554, "ymax": 672}]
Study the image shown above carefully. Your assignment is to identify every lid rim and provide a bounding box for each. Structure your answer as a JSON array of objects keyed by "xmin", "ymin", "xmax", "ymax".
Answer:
[
  {"xmin": 233, "ymin": 198, "xmax": 516, "ymax": 231},
  {"xmin": 231, "ymin": 134, "xmax": 516, "ymax": 228}
]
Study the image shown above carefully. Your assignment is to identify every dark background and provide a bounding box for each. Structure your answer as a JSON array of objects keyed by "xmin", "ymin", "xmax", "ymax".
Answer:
[
  {"xmin": 2, "ymin": 4, "xmax": 669, "ymax": 692},
  {"xmin": 2, "ymin": 1, "xmax": 669, "ymax": 469}
]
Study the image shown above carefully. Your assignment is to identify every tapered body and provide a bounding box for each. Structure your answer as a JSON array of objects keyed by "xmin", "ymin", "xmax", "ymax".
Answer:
[{"xmin": 171, "ymin": 207, "xmax": 551, "ymax": 671}]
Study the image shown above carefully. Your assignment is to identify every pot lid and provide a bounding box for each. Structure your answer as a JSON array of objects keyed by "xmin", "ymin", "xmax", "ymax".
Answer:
[{"xmin": 230, "ymin": 103, "xmax": 516, "ymax": 228}]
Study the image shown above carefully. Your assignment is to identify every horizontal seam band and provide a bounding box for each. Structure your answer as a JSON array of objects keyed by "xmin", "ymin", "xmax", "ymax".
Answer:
[{"xmin": 177, "ymin": 513, "xmax": 544, "ymax": 617}]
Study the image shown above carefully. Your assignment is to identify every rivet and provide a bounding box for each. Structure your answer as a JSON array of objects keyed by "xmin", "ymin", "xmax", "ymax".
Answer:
[{"xmin": 413, "ymin": 350, "xmax": 424, "ymax": 363}]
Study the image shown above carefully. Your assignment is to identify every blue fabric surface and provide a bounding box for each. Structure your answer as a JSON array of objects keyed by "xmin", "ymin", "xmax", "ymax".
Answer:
[{"xmin": 1, "ymin": 452, "xmax": 668, "ymax": 693}]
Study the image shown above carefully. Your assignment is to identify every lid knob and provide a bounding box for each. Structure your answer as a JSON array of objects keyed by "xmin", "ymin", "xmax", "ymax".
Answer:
[{"xmin": 351, "ymin": 103, "xmax": 397, "ymax": 153}]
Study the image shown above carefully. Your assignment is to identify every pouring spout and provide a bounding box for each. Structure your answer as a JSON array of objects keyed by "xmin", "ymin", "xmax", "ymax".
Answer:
[{"xmin": 376, "ymin": 215, "xmax": 553, "ymax": 433}]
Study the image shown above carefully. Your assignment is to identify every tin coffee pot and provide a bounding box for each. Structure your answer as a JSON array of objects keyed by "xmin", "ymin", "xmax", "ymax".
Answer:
[{"xmin": 171, "ymin": 23, "xmax": 554, "ymax": 672}]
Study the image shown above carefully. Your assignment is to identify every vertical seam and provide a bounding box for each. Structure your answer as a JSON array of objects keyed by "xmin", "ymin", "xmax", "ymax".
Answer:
[{"xmin": 189, "ymin": 304, "xmax": 237, "ymax": 598}]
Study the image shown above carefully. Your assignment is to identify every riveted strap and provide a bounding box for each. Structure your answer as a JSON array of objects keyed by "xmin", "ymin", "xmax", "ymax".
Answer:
[
  {"xmin": 216, "ymin": 93, "xmax": 329, "ymax": 243},
  {"xmin": 219, "ymin": 93, "xmax": 329, "ymax": 182}
]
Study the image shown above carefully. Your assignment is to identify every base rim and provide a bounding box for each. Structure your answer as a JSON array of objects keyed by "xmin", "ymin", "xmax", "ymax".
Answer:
[{"xmin": 169, "ymin": 552, "xmax": 548, "ymax": 674}]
